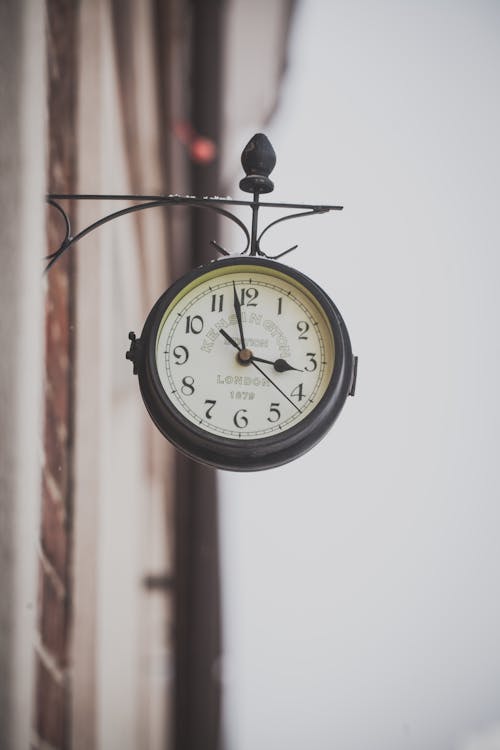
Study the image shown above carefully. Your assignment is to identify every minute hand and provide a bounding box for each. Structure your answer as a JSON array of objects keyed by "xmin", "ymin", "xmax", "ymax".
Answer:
[
  {"xmin": 219, "ymin": 328, "xmax": 302, "ymax": 412},
  {"xmin": 233, "ymin": 281, "xmax": 246, "ymax": 349},
  {"xmin": 249, "ymin": 361, "xmax": 302, "ymax": 414}
]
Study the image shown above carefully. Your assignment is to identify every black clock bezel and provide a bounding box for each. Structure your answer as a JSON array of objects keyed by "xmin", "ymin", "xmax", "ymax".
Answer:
[{"xmin": 132, "ymin": 256, "xmax": 354, "ymax": 471}]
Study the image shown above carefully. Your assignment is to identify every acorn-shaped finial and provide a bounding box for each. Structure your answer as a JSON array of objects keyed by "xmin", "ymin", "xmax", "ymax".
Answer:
[{"xmin": 239, "ymin": 133, "xmax": 276, "ymax": 194}]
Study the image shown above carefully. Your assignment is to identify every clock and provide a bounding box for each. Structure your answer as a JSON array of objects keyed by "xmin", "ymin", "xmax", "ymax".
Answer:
[{"xmin": 126, "ymin": 256, "xmax": 357, "ymax": 471}]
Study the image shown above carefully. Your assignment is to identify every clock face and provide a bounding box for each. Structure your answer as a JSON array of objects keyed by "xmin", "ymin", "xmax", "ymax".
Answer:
[
  {"xmin": 155, "ymin": 263, "xmax": 335, "ymax": 440},
  {"xmin": 131, "ymin": 257, "xmax": 355, "ymax": 471}
]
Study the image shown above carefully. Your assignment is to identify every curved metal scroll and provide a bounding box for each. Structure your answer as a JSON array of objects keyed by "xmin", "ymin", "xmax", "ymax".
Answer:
[
  {"xmin": 45, "ymin": 194, "xmax": 342, "ymax": 272},
  {"xmin": 256, "ymin": 207, "xmax": 331, "ymax": 260},
  {"xmin": 45, "ymin": 196, "xmax": 251, "ymax": 272}
]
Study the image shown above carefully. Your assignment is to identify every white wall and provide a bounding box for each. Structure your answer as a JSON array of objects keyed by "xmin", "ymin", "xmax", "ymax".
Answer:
[
  {"xmin": 0, "ymin": 2, "xmax": 45, "ymax": 748},
  {"xmin": 71, "ymin": 3, "xmax": 173, "ymax": 748},
  {"xmin": 220, "ymin": 2, "xmax": 500, "ymax": 749}
]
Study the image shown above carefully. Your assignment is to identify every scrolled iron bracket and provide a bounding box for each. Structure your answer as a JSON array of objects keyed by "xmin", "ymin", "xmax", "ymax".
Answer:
[{"xmin": 45, "ymin": 133, "xmax": 342, "ymax": 273}]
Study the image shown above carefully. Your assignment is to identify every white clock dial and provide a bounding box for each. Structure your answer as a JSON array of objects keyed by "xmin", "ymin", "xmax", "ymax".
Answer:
[{"xmin": 155, "ymin": 264, "xmax": 335, "ymax": 440}]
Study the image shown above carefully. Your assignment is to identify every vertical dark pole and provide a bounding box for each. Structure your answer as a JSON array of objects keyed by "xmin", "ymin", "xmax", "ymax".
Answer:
[
  {"xmin": 191, "ymin": 0, "xmax": 224, "ymax": 265},
  {"xmin": 174, "ymin": 2, "xmax": 224, "ymax": 750}
]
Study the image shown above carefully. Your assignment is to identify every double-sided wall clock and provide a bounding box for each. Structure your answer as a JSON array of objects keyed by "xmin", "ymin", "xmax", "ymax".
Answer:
[
  {"xmin": 46, "ymin": 133, "xmax": 357, "ymax": 471},
  {"xmin": 125, "ymin": 135, "xmax": 357, "ymax": 470}
]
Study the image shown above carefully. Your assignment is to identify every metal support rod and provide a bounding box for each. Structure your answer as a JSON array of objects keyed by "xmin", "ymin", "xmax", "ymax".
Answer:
[
  {"xmin": 44, "ymin": 134, "xmax": 343, "ymax": 270},
  {"xmin": 45, "ymin": 193, "xmax": 342, "ymax": 271},
  {"xmin": 249, "ymin": 192, "xmax": 260, "ymax": 256},
  {"xmin": 47, "ymin": 193, "xmax": 342, "ymax": 211}
]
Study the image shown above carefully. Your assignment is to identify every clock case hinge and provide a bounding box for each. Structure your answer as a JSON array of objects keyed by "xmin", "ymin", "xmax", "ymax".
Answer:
[
  {"xmin": 349, "ymin": 355, "xmax": 358, "ymax": 397},
  {"xmin": 125, "ymin": 332, "xmax": 142, "ymax": 375}
]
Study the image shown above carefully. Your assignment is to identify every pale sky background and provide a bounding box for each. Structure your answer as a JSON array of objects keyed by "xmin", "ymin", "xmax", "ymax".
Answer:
[{"xmin": 219, "ymin": 1, "xmax": 500, "ymax": 749}]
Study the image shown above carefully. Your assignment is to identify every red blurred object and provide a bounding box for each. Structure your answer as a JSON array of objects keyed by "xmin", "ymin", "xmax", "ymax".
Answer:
[
  {"xmin": 190, "ymin": 137, "xmax": 216, "ymax": 164},
  {"xmin": 173, "ymin": 120, "xmax": 216, "ymax": 164}
]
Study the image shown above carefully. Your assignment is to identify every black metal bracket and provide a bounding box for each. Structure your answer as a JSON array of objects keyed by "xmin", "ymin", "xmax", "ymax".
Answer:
[{"xmin": 45, "ymin": 133, "xmax": 342, "ymax": 273}]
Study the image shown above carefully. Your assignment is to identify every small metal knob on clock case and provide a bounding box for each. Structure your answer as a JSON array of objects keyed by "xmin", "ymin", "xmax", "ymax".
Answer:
[{"xmin": 126, "ymin": 331, "xmax": 141, "ymax": 374}]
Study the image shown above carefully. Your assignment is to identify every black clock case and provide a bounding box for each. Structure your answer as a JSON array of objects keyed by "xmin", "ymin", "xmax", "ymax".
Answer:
[{"xmin": 130, "ymin": 256, "xmax": 356, "ymax": 471}]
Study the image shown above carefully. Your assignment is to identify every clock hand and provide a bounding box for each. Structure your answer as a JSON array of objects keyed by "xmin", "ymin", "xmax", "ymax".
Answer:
[
  {"xmin": 233, "ymin": 281, "xmax": 246, "ymax": 349},
  {"xmin": 219, "ymin": 329, "xmax": 302, "ymax": 373},
  {"xmin": 219, "ymin": 328, "xmax": 254, "ymax": 365},
  {"xmin": 219, "ymin": 327, "xmax": 241, "ymax": 351},
  {"xmin": 249, "ymin": 360, "xmax": 302, "ymax": 413},
  {"xmin": 250, "ymin": 355, "xmax": 302, "ymax": 373}
]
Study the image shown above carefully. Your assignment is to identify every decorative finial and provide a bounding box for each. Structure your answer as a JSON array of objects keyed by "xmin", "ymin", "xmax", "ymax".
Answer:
[{"xmin": 239, "ymin": 133, "xmax": 276, "ymax": 194}]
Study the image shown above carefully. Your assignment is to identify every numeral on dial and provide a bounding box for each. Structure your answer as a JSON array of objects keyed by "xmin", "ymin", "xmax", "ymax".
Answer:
[
  {"xmin": 233, "ymin": 409, "xmax": 249, "ymax": 429},
  {"xmin": 181, "ymin": 376, "xmax": 195, "ymax": 395},
  {"xmin": 239, "ymin": 287, "xmax": 258, "ymax": 307},
  {"xmin": 304, "ymin": 353, "xmax": 317, "ymax": 371},
  {"xmin": 185, "ymin": 315, "xmax": 204, "ymax": 334},
  {"xmin": 211, "ymin": 294, "xmax": 224, "ymax": 313},
  {"xmin": 267, "ymin": 402, "xmax": 281, "ymax": 423},
  {"xmin": 297, "ymin": 321, "xmax": 309, "ymax": 339},
  {"xmin": 204, "ymin": 399, "xmax": 216, "ymax": 419},
  {"xmin": 173, "ymin": 345, "xmax": 189, "ymax": 365},
  {"xmin": 290, "ymin": 383, "xmax": 305, "ymax": 401},
  {"xmin": 277, "ymin": 297, "xmax": 283, "ymax": 315}
]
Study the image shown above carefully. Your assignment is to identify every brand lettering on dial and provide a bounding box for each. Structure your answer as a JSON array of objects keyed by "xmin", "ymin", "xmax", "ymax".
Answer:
[
  {"xmin": 217, "ymin": 375, "xmax": 271, "ymax": 387},
  {"xmin": 199, "ymin": 311, "xmax": 290, "ymax": 357},
  {"xmin": 262, "ymin": 323, "xmax": 290, "ymax": 358}
]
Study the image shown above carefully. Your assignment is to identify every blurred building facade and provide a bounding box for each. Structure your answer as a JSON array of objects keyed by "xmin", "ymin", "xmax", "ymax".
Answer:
[{"xmin": 0, "ymin": 1, "xmax": 293, "ymax": 749}]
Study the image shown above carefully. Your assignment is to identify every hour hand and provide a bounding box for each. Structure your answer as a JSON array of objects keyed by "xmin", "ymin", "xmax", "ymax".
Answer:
[
  {"xmin": 219, "ymin": 331, "xmax": 302, "ymax": 372},
  {"xmin": 219, "ymin": 328, "xmax": 254, "ymax": 365},
  {"xmin": 219, "ymin": 328, "xmax": 241, "ymax": 351},
  {"xmin": 251, "ymin": 355, "xmax": 302, "ymax": 373}
]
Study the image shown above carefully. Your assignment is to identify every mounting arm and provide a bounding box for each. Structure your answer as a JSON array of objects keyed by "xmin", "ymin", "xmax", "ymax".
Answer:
[{"xmin": 45, "ymin": 134, "xmax": 343, "ymax": 272}]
